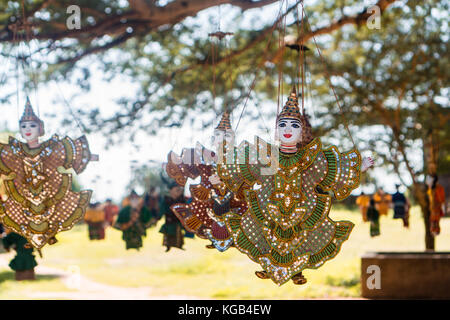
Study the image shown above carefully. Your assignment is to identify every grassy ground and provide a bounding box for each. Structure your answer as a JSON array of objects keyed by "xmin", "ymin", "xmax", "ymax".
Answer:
[
  {"xmin": 0, "ymin": 206, "xmax": 449, "ymax": 299},
  {"xmin": 0, "ymin": 269, "xmax": 73, "ymax": 299}
]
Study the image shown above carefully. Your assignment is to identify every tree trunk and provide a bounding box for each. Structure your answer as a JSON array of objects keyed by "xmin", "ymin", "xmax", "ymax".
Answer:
[
  {"xmin": 418, "ymin": 130, "xmax": 440, "ymax": 251},
  {"xmin": 412, "ymin": 183, "xmax": 434, "ymax": 251}
]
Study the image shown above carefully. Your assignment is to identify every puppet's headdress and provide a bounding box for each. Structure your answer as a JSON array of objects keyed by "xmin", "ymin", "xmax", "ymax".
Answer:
[
  {"xmin": 277, "ymin": 86, "xmax": 302, "ymax": 121},
  {"xmin": 129, "ymin": 190, "xmax": 140, "ymax": 198},
  {"xmin": 215, "ymin": 111, "xmax": 232, "ymax": 131},
  {"xmin": 19, "ymin": 97, "xmax": 45, "ymax": 136}
]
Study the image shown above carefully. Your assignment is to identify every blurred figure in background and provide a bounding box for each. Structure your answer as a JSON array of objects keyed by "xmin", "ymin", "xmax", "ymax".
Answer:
[
  {"xmin": 84, "ymin": 202, "xmax": 106, "ymax": 240},
  {"xmin": 144, "ymin": 186, "xmax": 159, "ymax": 220},
  {"xmin": 373, "ymin": 188, "xmax": 392, "ymax": 216},
  {"xmin": 427, "ymin": 175, "xmax": 446, "ymax": 237},
  {"xmin": 392, "ymin": 184, "xmax": 410, "ymax": 228},
  {"xmin": 367, "ymin": 198, "xmax": 381, "ymax": 237},
  {"xmin": 115, "ymin": 190, "xmax": 158, "ymax": 250},
  {"xmin": 356, "ymin": 191, "xmax": 370, "ymax": 222},
  {"xmin": 159, "ymin": 183, "xmax": 186, "ymax": 252},
  {"xmin": 1, "ymin": 228, "xmax": 37, "ymax": 280},
  {"xmin": 103, "ymin": 198, "xmax": 119, "ymax": 227}
]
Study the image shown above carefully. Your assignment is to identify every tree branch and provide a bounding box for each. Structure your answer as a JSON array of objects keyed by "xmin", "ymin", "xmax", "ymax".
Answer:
[
  {"xmin": 0, "ymin": 0, "xmax": 399, "ymax": 71},
  {"xmin": 54, "ymin": 32, "xmax": 136, "ymax": 65},
  {"xmin": 270, "ymin": 0, "xmax": 399, "ymax": 63},
  {"xmin": 372, "ymin": 100, "xmax": 418, "ymax": 185}
]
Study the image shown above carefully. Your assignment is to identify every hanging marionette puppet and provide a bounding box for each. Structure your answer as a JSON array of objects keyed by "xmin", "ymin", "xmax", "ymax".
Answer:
[
  {"xmin": 166, "ymin": 112, "xmax": 248, "ymax": 252},
  {"xmin": 0, "ymin": 98, "xmax": 99, "ymax": 250},
  {"xmin": 217, "ymin": 87, "xmax": 374, "ymax": 285}
]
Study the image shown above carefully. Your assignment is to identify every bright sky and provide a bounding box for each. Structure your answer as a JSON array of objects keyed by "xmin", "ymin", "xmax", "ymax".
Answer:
[{"xmin": 0, "ymin": 1, "xmax": 419, "ymax": 203}]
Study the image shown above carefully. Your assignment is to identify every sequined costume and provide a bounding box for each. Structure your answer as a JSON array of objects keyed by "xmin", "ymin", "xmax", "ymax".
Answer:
[
  {"xmin": 217, "ymin": 135, "xmax": 361, "ymax": 285},
  {"xmin": 166, "ymin": 144, "xmax": 248, "ymax": 252},
  {"xmin": 0, "ymin": 134, "xmax": 92, "ymax": 249}
]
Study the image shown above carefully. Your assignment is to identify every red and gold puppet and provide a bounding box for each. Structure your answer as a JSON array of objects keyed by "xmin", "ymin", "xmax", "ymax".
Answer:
[{"xmin": 166, "ymin": 112, "xmax": 248, "ymax": 251}]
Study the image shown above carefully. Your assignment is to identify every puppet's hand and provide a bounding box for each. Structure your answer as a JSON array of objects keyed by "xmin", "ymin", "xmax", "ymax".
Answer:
[
  {"xmin": 90, "ymin": 154, "xmax": 99, "ymax": 161},
  {"xmin": 209, "ymin": 174, "xmax": 222, "ymax": 185},
  {"xmin": 361, "ymin": 157, "xmax": 374, "ymax": 172}
]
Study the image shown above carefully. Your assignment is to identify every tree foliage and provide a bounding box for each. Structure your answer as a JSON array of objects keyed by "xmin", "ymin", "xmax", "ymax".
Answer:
[
  {"xmin": 0, "ymin": 0, "xmax": 447, "ymax": 249},
  {"xmin": 308, "ymin": 0, "xmax": 449, "ymax": 249},
  {"xmin": 0, "ymin": 0, "xmax": 399, "ymax": 140}
]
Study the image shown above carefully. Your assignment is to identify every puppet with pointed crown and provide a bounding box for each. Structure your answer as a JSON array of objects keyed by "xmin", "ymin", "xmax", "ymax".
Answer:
[
  {"xmin": 19, "ymin": 97, "xmax": 45, "ymax": 143},
  {"xmin": 0, "ymin": 97, "xmax": 99, "ymax": 250},
  {"xmin": 165, "ymin": 110, "xmax": 248, "ymax": 252},
  {"xmin": 216, "ymin": 87, "xmax": 374, "ymax": 286}
]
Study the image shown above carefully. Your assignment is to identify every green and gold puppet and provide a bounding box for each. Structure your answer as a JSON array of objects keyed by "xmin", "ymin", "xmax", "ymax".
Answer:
[{"xmin": 217, "ymin": 88, "xmax": 374, "ymax": 285}]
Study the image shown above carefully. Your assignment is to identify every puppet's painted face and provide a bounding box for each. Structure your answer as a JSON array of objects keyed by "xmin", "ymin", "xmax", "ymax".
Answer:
[
  {"xmin": 130, "ymin": 197, "xmax": 140, "ymax": 209},
  {"xmin": 20, "ymin": 121, "xmax": 40, "ymax": 142},
  {"xmin": 212, "ymin": 129, "xmax": 235, "ymax": 149},
  {"xmin": 277, "ymin": 118, "xmax": 302, "ymax": 145}
]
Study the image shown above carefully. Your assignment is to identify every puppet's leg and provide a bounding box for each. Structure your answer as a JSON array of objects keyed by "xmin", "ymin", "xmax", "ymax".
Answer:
[
  {"xmin": 291, "ymin": 272, "xmax": 307, "ymax": 285},
  {"xmin": 255, "ymin": 271, "xmax": 270, "ymax": 280},
  {"xmin": 15, "ymin": 269, "xmax": 36, "ymax": 281}
]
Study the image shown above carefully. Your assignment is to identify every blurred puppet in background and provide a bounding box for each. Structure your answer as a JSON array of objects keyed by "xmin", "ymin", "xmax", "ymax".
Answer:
[
  {"xmin": 427, "ymin": 175, "xmax": 446, "ymax": 237},
  {"xmin": 84, "ymin": 202, "xmax": 106, "ymax": 240},
  {"xmin": 103, "ymin": 199, "xmax": 119, "ymax": 227},
  {"xmin": 356, "ymin": 191, "xmax": 370, "ymax": 222},
  {"xmin": 115, "ymin": 190, "xmax": 158, "ymax": 250},
  {"xmin": 159, "ymin": 174, "xmax": 186, "ymax": 252},
  {"xmin": 392, "ymin": 184, "xmax": 410, "ymax": 228},
  {"xmin": 2, "ymin": 228, "xmax": 38, "ymax": 281},
  {"xmin": 367, "ymin": 198, "xmax": 381, "ymax": 237},
  {"xmin": 373, "ymin": 188, "xmax": 392, "ymax": 216}
]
